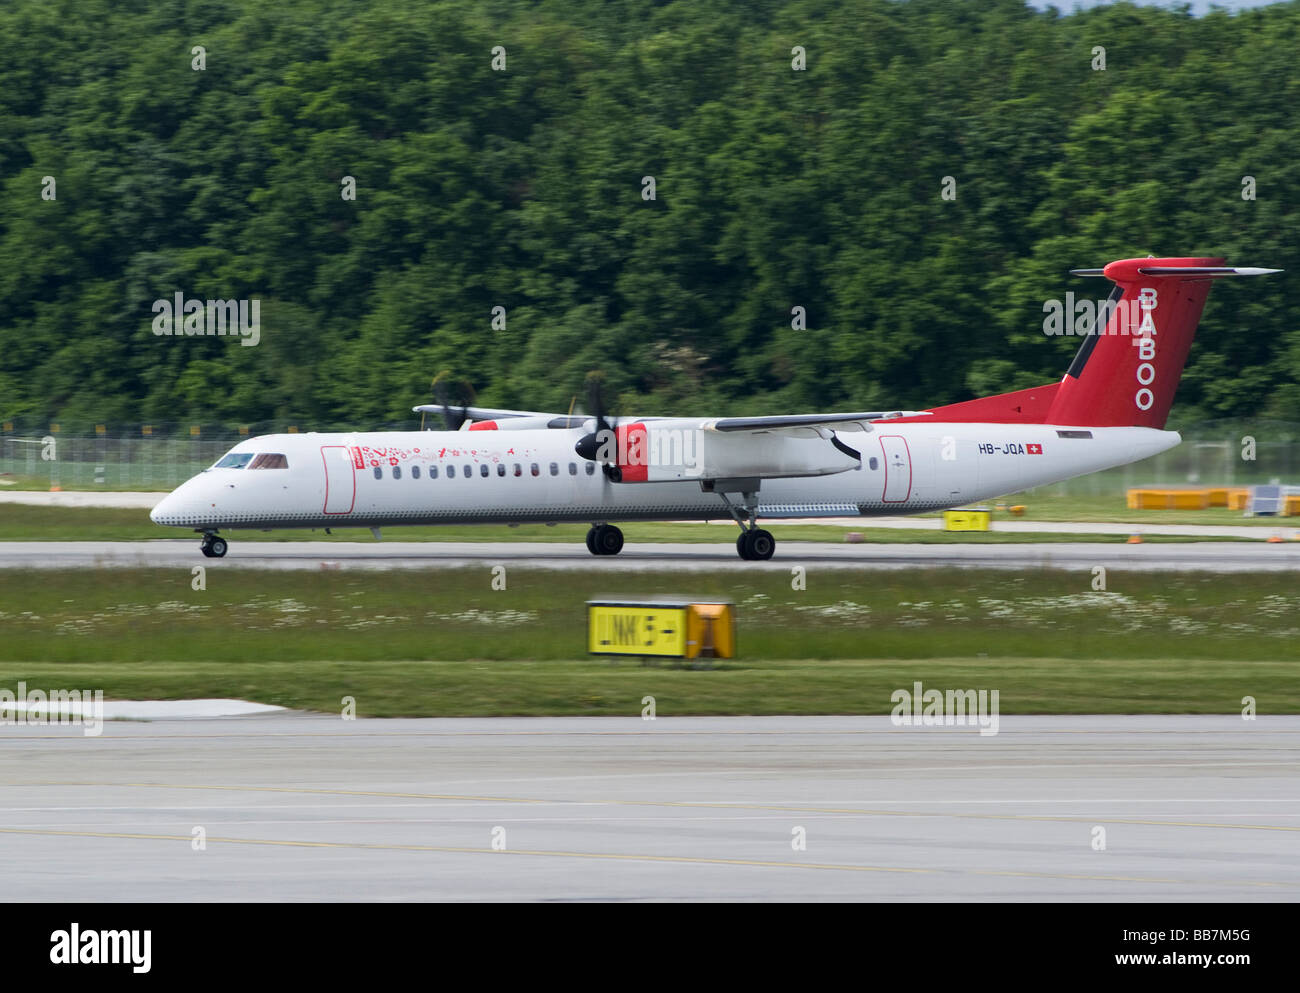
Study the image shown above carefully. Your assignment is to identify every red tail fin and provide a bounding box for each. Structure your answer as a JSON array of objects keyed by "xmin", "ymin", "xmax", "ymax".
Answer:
[
  {"xmin": 912, "ymin": 257, "xmax": 1278, "ymax": 427},
  {"xmin": 1044, "ymin": 256, "xmax": 1235, "ymax": 428}
]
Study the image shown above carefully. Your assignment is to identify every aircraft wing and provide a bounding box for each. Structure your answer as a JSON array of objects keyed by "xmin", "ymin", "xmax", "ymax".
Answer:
[
  {"xmin": 412, "ymin": 404, "xmax": 591, "ymax": 429},
  {"xmin": 412, "ymin": 404, "xmax": 560, "ymax": 421},
  {"xmin": 706, "ymin": 411, "xmax": 924, "ymax": 433},
  {"xmin": 410, "ymin": 405, "xmax": 924, "ymax": 434}
]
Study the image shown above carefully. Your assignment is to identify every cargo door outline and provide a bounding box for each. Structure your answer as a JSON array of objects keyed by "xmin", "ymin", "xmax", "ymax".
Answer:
[
  {"xmin": 321, "ymin": 445, "xmax": 356, "ymax": 514},
  {"xmin": 879, "ymin": 435, "xmax": 912, "ymax": 503}
]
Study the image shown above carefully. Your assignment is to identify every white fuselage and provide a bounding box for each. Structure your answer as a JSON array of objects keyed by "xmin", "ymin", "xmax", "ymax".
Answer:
[{"xmin": 150, "ymin": 423, "xmax": 1180, "ymax": 530}]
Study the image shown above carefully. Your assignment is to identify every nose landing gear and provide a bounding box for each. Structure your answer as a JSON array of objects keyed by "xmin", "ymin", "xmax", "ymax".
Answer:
[{"xmin": 199, "ymin": 532, "xmax": 228, "ymax": 558}]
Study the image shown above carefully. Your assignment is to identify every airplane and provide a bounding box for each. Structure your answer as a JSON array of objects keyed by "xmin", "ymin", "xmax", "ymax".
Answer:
[{"xmin": 150, "ymin": 257, "xmax": 1279, "ymax": 560}]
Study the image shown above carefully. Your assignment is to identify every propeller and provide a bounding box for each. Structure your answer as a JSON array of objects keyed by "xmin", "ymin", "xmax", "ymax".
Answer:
[
  {"xmin": 574, "ymin": 372, "xmax": 620, "ymax": 478},
  {"xmin": 431, "ymin": 372, "xmax": 475, "ymax": 431}
]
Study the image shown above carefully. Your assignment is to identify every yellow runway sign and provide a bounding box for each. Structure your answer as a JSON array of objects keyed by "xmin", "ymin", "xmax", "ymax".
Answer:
[
  {"xmin": 588, "ymin": 599, "xmax": 735, "ymax": 659},
  {"xmin": 588, "ymin": 605, "xmax": 687, "ymax": 657}
]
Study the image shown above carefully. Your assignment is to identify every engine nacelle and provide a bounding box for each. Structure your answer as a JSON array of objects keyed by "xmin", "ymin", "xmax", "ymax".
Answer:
[
  {"xmin": 467, "ymin": 415, "xmax": 587, "ymax": 432},
  {"xmin": 591, "ymin": 421, "xmax": 859, "ymax": 483}
]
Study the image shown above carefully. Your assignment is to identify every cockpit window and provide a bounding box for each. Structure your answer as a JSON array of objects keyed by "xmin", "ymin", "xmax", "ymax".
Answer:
[
  {"xmin": 248, "ymin": 453, "xmax": 289, "ymax": 469},
  {"xmin": 214, "ymin": 452, "xmax": 254, "ymax": 469}
]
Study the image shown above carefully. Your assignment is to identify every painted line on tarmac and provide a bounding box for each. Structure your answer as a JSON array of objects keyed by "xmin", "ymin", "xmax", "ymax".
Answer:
[
  {"xmin": 39, "ymin": 782, "xmax": 1300, "ymax": 833},
  {"xmin": 0, "ymin": 825, "xmax": 1288, "ymax": 889},
  {"xmin": 9, "ymin": 724, "xmax": 1300, "ymax": 740}
]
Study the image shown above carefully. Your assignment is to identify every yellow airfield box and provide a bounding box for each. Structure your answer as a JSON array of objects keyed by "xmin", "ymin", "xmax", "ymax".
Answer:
[
  {"xmin": 588, "ymin": 598, "xmax": 735, "ymax": 659},
  {"xmin": 942, "ymin": 508, "xmax": 991, "ymax": 532}
]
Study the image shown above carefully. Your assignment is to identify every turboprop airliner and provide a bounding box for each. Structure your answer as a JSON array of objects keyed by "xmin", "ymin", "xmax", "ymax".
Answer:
[{"xmin": 151, "ymin": 257, "xmax": 1278, "ymax": 560}]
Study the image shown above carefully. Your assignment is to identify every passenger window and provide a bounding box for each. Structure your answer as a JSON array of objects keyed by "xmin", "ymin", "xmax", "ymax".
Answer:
[
  {"xmin": 868, "ymin": 457, "xmax": 879, "ymax": 470},
  {"xmin": 463, "ymin": 464, "xmax": 471, "ymax": 478},
  {"xmin": 480, "ymin": 464, "xmax": 489, "ymax": 477},
  {"xmin": 412, "ymin": 466, "xmax": 420, "ymax": 479},
  {"xmin": 497, "ymin": 464, "xmax": 505, "ymax": 477},
  {"xmin": 373, "ymin": 466, "xmax": 382, "ymax": 480},
  {"xmin": 429, "ymin": 465, "xmax": 438, "ymax": 479},
  {"xmin": 585, "ymin": 462, "xmax": 595, "ymax": 476},
  {"xmin": 550, "ymin": 463, "xmax": 558, "ymax": 476},
  {"xmin": 513, "ymin": 464, "xmax": 522, "ymax": 477},
  {"xmin": 392, "ymin": 466, "xmax": 401, "ymax": 479},
  {"xmin": 248, "ymin": 453, "xmax": 289, "ymax": 469},
  {"xmin": 447, "ymin": 465, "xmax": 456, "ymax": 478},
  {"xmin": 569, "ymin": 463, "xmax": 577, "ymax": 476},
  {"xmin": 531, "ymin": 463, "xmax": 540, "ymax": 477}
]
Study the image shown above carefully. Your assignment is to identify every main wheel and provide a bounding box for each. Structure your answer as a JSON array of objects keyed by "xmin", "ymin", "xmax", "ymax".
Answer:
[
  {"xmin": 208, "ymin": 536, "xmax": 228, "ymax": 558},
  {"xmin": 748, "ymin": 528, "xmax": 775, "ymax": 560},
  {"xmin": 595, "ymin": 524, "xmax": 624, "ymax": 556},
  {"xmin": 585, "ymin": 527, "xmax": 599, "ymax": 555},
  {"xmin": 736, "ymin": 531, "xmax": 753, "ymax": 560}
]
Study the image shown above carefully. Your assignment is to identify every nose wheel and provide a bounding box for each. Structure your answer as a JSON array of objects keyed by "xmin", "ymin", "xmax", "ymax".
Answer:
[
  {"xmin": 586, "ymin": 524, "xmax": 624, "ymax": 556},
  {"xmin": 199, "ymin": 533, "xmax": 228, "ymax": 558}
]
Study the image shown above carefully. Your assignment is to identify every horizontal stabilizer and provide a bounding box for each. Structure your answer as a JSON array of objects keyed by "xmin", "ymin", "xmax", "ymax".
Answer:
[{"xmin": 1071, "ymin": 266, "xmax": 1282, "ymax": 278}]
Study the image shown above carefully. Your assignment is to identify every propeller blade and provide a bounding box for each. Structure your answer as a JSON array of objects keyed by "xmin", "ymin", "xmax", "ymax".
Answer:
[
  {"xmin": 432, "ymin": 373, "xmax": 475, "ymax": 431},
  {"xmin": 575, "ymin": 372, "xmax": 617, "ymax": 466}
]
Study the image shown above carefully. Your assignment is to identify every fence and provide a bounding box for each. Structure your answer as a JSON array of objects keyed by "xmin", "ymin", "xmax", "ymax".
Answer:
[
  {"xmin": 0, "ymin": 421, "xmax": 403, "ymax": 490},
  {"xmin": 1, "ymin": 420, "xmax": 1298, "ymax": 493},
  {"xmin": 1029, "ymin": 421, "xmax": 1300, "ymax": 498},
  {"xmin": 2, "ymin": 432, "xmax": 241, "ymax": 489}
]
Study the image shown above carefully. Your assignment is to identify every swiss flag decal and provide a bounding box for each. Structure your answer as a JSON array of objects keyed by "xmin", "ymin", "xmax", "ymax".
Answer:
[{"xmin": 1027, "ymin": 443, "xmax": 1043, "ymax": 455}]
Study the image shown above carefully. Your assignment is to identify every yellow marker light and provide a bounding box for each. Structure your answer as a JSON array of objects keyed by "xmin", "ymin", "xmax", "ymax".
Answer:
[{"xmin": 942, "ymin": 509, "xmax": 991, "ymax": 532}]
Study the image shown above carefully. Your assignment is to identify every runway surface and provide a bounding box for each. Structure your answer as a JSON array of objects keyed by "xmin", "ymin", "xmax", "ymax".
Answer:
[
  {"xmin": 2, "ymin": 714, "xmax": 1297, "ymax": 901},
  {"xmin": 0, "ymin": 490, "xmax": 165, "ymax": 509},
  {"xmin": 2, "ymin": 538, "xmax": 1299, "ymax": 571}
]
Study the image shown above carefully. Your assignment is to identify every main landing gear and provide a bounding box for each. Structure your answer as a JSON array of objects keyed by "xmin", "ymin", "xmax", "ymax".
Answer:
[
  {"xmin": 585, "ymin": 523, "xmax": 624, "ymax": 556},
  {"xmin": 717, "ymin": 488, "xmax": 775, "ymax": 561},
  {"xmin": 736, "ymin": 528, "xmax": 775, "ymax": 561},
  {"xmin": 199, "ymin": 531, "xmax": 228, "ymax": 558}
]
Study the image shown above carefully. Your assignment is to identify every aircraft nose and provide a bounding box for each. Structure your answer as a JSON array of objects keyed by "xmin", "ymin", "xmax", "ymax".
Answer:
[{"xmin": 150, "ymin": 490, "xmax": 187, "ymax": 525}]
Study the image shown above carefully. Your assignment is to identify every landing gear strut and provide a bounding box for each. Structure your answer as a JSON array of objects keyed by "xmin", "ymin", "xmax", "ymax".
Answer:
[
  {"xmin": 199, "ymin": 532, "xmax": 228, "ymax": 558},
  {"xmin": 717, "ymin": 489, "xmax": 775, "ymax": 561},
  {"xmin": 585, "ymin": 523, "xmax": 624, "ymax": 556}
]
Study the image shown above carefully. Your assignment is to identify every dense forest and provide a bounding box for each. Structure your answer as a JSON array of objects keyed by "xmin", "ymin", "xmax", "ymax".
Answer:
[{"xmin": 1, "ymin": 0, "xmax": 1298, "ymax": 432}]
